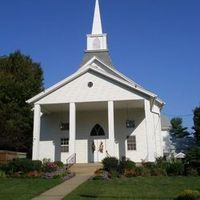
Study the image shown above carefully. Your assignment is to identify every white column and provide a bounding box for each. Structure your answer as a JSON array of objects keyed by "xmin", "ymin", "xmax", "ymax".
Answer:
[
  {"xmin": 144, "ymin": 100, "xmax": 156, "ymax": 162},
  {"xmin": 108, "ymin": 101, "xmax": 115, "ymax": 157},
  {"xmin": 69, "ymin": 103, "xmax": 76, "ymax": 155},
  {"xmin": 32, "ymin": 104, "xmax": 41, "ymax": 160}
]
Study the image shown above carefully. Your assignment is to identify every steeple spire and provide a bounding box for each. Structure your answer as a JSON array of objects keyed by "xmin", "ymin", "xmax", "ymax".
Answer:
[
  {"xmin": 92, "ymin": 0, "xmax": 103, "ymax": 34},
  {"xmin": 81, "ymin": 0, "xmax": 113, "ymax": 68}
]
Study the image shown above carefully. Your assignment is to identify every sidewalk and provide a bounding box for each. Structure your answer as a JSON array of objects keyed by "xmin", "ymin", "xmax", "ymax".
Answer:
[{"xmin": 32, "ymin": 163, "xmax": 101, "ymax": 200}]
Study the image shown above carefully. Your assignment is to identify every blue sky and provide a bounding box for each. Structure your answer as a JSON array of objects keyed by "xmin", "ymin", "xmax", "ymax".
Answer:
[{"xmin": 0, "ymin": 0, "xmax": 200, "ymax": 130}]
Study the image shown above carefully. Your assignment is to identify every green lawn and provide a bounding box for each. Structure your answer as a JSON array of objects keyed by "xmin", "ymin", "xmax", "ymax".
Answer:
[
  {"xmin": 65, "ymin": 176, "xmax": 200, "ymax": 200},
  {"xmin": 0, "ymin": 178, "xmax": 62, "ymax": 200}
]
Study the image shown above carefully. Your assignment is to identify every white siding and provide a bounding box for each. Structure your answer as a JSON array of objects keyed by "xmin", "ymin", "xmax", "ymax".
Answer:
[
  {"xmin": 37, "ymin": 105, "xmax": 163, "ymax": 163},
  {"xmin": 144, "ymin": 100, "xmax": 163, "ymax": 162},
  {"xmin": 37, "ymin": 71, "xmax": 144, "ymax": 104},
  {"xmin": 115, "ymin": 108, "xmax": 148, "ymax": 162},
  {"xmin": 39, "ymin": 112, "xmax": 70, "ymax": 163}
]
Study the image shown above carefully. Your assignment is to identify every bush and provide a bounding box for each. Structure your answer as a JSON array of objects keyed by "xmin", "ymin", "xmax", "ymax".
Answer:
[
  {"xmin": 140, "ymin": 167, "xmax": 151, "ymax": 177},
  {"xmin": 174, "ymin": 190, "xmax": 200, "ymax": 200},
  {"xmin": 142, "ymin": 162, "xmax": 156, "ymax": 169},
  {"xmin": 5, "ymin": 159, "xmax": 42, "ymax": 174},
  {"xmin": 156, "ymin": 157, "xmax": 169, "ymax": 170},
  {"xmin": 110, "ymin": 170, "xmax": 120, "ymax": 178},
  {"xmin": 0, "ymin": 170, "xmax": 6, "ymax": 178},
  {"xmin": 54, "ymin": 161, "xmax": 64, "ymax": 168},
  {"xmin": 150, "ymin": 167, "xmax": 167, "ymax": 176},
  {"xmin": 134, "ymin": 166, "xmax": 151, "ymax": 177},
  {"xmin": 166, "ymin": 161, "xmax": 184, "ymax": 176},
  {"xmin": 124, "ymin": 168, "xmax": 136, "ymax": 177},
  {"xmin": 42, "ymin": 162, "xmax": 58, "ymax": 172},
  {"xmin": 118, "ymin": 157, "xmax": 136, "ymax": 174},
  {"xmin": 186, "ymin": 146, "xmax": 200, "ymax": 163},
  {"xmin": 32, "ymin": 160, "xmax": 42, "ymax": 172},
  {"xmin": 102, "ymin": 157, "xmax": 118, "ymax": 172}
]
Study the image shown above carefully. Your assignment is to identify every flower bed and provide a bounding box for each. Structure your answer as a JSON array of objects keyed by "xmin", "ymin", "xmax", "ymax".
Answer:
[
  {"xmin": 0, "ymin": 158, "xmax": 75, "ymax": 180},
  {"xmin": 94, "ymin": 156, "xmax": 199, "ymax": 180}
]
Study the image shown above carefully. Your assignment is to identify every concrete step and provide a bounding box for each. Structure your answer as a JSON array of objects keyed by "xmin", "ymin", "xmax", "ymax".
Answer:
[{"xmin": 70, "ymin": 163, "xmax": 102, "ymax": 175}]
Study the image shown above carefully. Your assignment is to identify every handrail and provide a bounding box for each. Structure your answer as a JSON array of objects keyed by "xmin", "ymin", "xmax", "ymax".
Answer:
[
  {"xmin": 106, "ymin": 150, "xmax": 111, "ymax": 157},
  {"xmin": 66, "ymin": 153, "xmax": 76, "ymax": 168}
]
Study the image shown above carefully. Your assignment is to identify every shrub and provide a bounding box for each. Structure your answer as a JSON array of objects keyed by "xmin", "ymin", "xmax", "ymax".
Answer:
[
  {"xmin": 32, "ymin": 160, "xmax": 42, "ymax": 172},
  {"xmin": 174, "ymin": 190, "xmax": 200, "ymax": 200},
  {"xmin": 150, "ymin": 167, "xmax": 167, "ymax": 176},
  {"xmin": 54, "ymin": 161, "xmax": 64, "ymax": 168},
  {"xmin": 102, "ymin": 157, "xmax": 118, "ymax": 172},
  {"xmin": 118, "ymin": 158, "xmax": 136, "ymax": 174},
  {"xmin": 187, "ymin": 168, "xmax": 199, "ymax": 176},
  {"xmin": 166, "ymin": 161, "xmax": 184, "ymax": 176},
  {"xmin": 186, "ymin": 146, "xmax": 200, "ymax": 163},
  {"xmin": 185, "ymin": 164, "xmax": 199, "ymax": 176},
  {"xmin": 141, "ymin": 167, "xmax": 151, "ymax": 176},
  {"xmin": 136, "ymin": 166, "xmax": 151, "ymax": 177},
  {"xmin": 0, "ymin": 170, "xmax": 6, "ymax": 178},
  {"xmin": 42, "ymin": 162, "xmax": 58, "ymax": 172},
  {"xmin": 124, "ymin": 168, "xmax": 136, "ymax": 177},
  {"xmin": 142, "ymin": 162, "xmax": 156, "ymax": 169},
  {"xmin": 5, "ymin": 159, "xmax": 42, "ymax": 174},
  {"xmin": 110, "ymin": 170, "xmax": 120, "ymax": 178},
  {"xmin": 156, "ymin": 157, "xmax": 169, "ymax": 170}
]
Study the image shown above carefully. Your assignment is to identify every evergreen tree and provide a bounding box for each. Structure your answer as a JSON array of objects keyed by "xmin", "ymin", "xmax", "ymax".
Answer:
[
  {"xmin": 170, "ymin": 117, "xmax": 189, "ymax": 138},
  {"xmin": 193, "ymin": 106, "xmax": 200, "ymax": 144},
  {"xmin": 0, "ymin": 51, "xmax": 44, "ymax": 157}
]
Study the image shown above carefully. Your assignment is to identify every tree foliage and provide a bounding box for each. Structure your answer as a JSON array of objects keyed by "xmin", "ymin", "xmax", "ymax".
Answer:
[
  {"xmin": 193, "ymin": 106, "xmax": 200, "ymax": 144},
  {"xmin": 0, "ymin": 51, "xmax": 43, "ymax": 156},
  {"xmin": 170, "ymin": 117, "xmax": 189, "ymax": 138},
  {"xmin": 185, "ymin": 146, "xmax": 200, "ymax": 163}
]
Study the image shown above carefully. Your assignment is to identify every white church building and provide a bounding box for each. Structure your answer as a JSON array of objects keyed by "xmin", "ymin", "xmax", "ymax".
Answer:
[{"xmin": 27, "ymin": 0, "xmax": 165, "ymax": 164}]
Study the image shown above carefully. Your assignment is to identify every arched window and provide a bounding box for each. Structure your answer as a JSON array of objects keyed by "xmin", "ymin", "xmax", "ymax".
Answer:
[{"xmin": 90, "ymin": 124, "xmax": 105, "ymax": 136}]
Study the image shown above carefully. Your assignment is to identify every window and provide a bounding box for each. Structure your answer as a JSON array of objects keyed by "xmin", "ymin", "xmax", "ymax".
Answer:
[
  {"xmin": 90, "ymin": 124, "xmax": 105, "ymax": 136},
  {"xmin": 127, "ymin": 136, "xmax": 136, "ymax": 151},
  {"xmin": 61, "ymin": 138, "xmax": 69, "ymax": 152},
  {"xmin": 88, "ymin": 82, "xmax": 93, "ymax": 88}
]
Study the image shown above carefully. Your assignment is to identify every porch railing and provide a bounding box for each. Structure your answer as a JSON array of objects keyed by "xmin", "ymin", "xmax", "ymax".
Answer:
[
  {"xmin": 106, "ymin": 150, "xmax": 111, "ymax": 157},
  {"xmin": 66, "ymin": 153, "xmax": 76, "ymax": 169}
]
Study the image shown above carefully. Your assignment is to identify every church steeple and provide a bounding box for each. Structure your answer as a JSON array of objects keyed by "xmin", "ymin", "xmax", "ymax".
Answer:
[
  {"xmin": 92, "ymin": 0, "xmax": 103, "ymax": 34},
  {"xmin": 86, "ymin": 0, "xmax": 108, "ymax": 51},
  {"xmin": 81, "ymin": 0, "xmax": 113, "ymax": 68}
]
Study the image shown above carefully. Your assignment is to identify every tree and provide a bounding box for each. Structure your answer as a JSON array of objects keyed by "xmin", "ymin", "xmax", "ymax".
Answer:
[
  {"xmin": 170, "ymin": 117, "xmax": 189, "ymax": 138},
  {"xmin": 0, "ymin": 51, "xmax": 44, "ymax": 157},
  {"xmin": 169, "ymin": 117, "xmax": 194, "ymax": 154},
  {"xmin": 193, "ymin": 106, "xmax": 200, "ymax": 144}
]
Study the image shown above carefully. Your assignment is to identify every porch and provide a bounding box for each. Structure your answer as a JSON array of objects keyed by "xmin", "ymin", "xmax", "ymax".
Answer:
[{"xmin": 32, "ymin": 100, "xmax": 149, "ymax": 163}]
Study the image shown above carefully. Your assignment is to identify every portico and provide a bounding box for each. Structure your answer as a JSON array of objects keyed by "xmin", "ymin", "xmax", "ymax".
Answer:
[{"xmin": 32, "ymin": 99, "xmax": 149, "ymax": 163}]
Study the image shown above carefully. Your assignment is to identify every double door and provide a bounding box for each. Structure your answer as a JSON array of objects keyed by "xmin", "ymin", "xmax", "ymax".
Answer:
[{"xmin": 89, "ymin": 139, "xmax": 106, "ymax": 163}]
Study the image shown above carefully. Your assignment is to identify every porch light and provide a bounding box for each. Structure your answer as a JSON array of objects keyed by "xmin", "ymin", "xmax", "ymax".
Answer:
[
  {"xmin": 126, "ymin": 103, "xmax": 135, "ymax": 128},
  {"xmin": 126, "ymin": 120, "xmax": 135, "ymax": 128},
  {"xmin": 60, "ymin": 122, "xmax": 69, "ymax": 131}
]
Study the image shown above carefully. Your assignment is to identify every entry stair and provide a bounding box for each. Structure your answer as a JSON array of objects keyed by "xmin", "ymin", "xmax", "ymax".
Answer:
[{"xmin": 69, "ymin": 163, "xmax": 102, "ymax": 175}]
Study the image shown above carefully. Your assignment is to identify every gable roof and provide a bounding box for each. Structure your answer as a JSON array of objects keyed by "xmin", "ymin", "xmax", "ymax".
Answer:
[{"xmin": 27, "ymin": 56, "xmax": 165, "ymax": 106}]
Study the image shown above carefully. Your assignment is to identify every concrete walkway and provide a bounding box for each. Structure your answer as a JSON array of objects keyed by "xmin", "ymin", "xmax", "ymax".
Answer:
[{"xmin": 32, "ymin": 163, "xmax": 102, "ymax": 200}]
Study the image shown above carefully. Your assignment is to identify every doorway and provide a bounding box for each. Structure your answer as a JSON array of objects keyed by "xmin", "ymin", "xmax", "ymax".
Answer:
[{"xmin": 88, "ymin": 124, "xmax": 106, "ymax": 163}]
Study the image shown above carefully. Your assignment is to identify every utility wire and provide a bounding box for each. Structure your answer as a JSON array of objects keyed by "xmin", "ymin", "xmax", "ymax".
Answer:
[{"xmin": 162, "ymin": 113, "xmax": 193, "ymax": 118}]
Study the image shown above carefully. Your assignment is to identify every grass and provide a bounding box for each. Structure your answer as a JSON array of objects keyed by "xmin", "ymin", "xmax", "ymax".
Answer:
[
  {"xmin": 65, "ymin": 176, "xmax": 200, "ymax": 200},
  {"xmin": 0, "ymin": 178, "xmax": 62, "ymax": 200}
]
